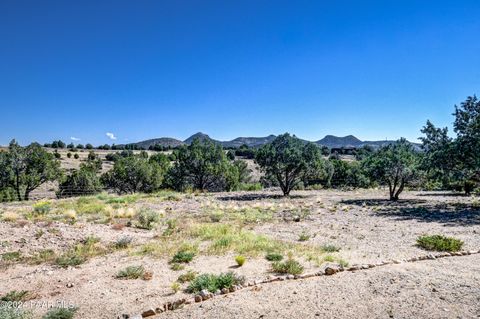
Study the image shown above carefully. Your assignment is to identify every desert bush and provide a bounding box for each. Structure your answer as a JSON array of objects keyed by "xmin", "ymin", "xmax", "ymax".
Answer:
[
  {"xmin": 235, "ymin": 255, "xmax": 246, "ymax": 266},
  {"xmin": 416, "ymin": 235, "xmax": 463, "ymax": 252},
  {"xmin": 32, "ymin": 201, "xmax": 51, "ymax": 215},
  {"xmin": 171, "ymin": 250, "xmax": 195, "ymax": 263},
  {"xmin": 271, "ymin": 258, "xmax": 304, "ymax": 275},
  {"xmin": 171, "ymin": 282, "xmax": 181, "ymax": 293},
  {"xmin": 321, "ymin": 244, "xmax": 340, "ymax": 252},
  {"xmin": 73, "ymin": 154, "xmax": 79, "ymax": 159},
  {"xmin": 237, "ymin": 183, "xmax": 263, "ymax": 191},
  {"xmin": 265, "ymin": 252, "xmax": 283, "ymax": 261},
  {"xmin": 42, "ymin": 307, "xmax": 77, "ymax": 319},
  {"xmin": 298, "ymin": 232, "xmax": 310, "ymax": 242},
  {"xmin": 170, "ymin": 263, "xmax": 185, "ymax": 271},
  {"xmin": 116, "ymin": 265, "xmax": 146, "ymax": 279},
  {"xmin": 114, "ymin": 236, "xmax": 132, "ymax": 249},
  {"xmin": 186, "ymin": 272, "xmax": 245, "ymax": 293},
  {"xmin": 1, "ymin": 251, "xmax": 22, "ymax": 262},
  {"xmin": 55, "ymin": 236, "xmax": 104, "ymax": 268},
  {"xmin": 0, "ymin": 307, "xmax": 32, "ymax": 319},
  {"xmin": 136, "ymin": 209, "xmax": 160, "ymax": 230},
  {"xmin": 177, "ymin": 270, "xmax": 197, "ymax": 283},
  {"xmin": 1, "ymin": 290, "xmax": 31, "ymax": 302}
]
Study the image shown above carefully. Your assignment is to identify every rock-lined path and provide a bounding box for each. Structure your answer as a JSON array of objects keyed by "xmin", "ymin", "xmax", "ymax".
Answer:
[{"xmin": 142, "ymin": 253, "xmax": 480, "ymax": 319}]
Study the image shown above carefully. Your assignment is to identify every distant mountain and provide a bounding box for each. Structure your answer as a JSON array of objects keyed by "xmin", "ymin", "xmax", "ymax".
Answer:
[
  {"xmin": 126, "ymin": 133, "xmax": 419, "ymax": 150},
  {"xmin": 183, "ymin": 132, "xmax": 219, "ymax": 145},
  {"xmin": 221, "ymin": 135, "xmax": 277, "ymax": 148},
  {"xmin": 128, "ymin": 137, "xmax": 184, "ymax": 149},
  {"xmin": 316, "ymin": 135, "xmax": 362, "ymax": 148}
]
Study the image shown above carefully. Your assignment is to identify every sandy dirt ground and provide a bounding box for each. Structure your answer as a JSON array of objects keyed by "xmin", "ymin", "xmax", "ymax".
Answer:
[{"xmin": 0, "ymin": 189, "xmax": 479, "ymax": 318}]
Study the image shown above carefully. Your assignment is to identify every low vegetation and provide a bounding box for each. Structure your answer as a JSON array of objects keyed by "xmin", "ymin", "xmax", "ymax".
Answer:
[
  {"xmin": 271, "ymin": 258, "xmax": 304, "ymax": 275},
  {"xmin": 116, "ymin": 265, "xmax": 147, "ymax": 280},
  {"xmin": 42, "ymin": 307, "xmax": 77, "ymax": 319},
  {"xmin": 416, "ymin": 235, "xmax": 464, "ymax": 252},
  {"xmin": 186, "ymin": 272, "xmax": 245, "ymax": 293}
]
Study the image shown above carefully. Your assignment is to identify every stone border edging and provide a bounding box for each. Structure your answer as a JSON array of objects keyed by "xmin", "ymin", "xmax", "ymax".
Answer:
[{"xmin": 126, "ymin": 249, "xmax": 480, "ymax": 319}]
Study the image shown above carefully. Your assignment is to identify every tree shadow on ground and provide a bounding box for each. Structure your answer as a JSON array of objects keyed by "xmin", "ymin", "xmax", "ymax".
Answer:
[
  {"xmin": 341, "ymin": 198, "xmax": 480, "ymax": 227},
  {"xmin": 217, "ymin": 193, "xmax": 309, "ymax": 201},
  {"xmin": 416, "ymin": 192, "xmax": 469, "ymax": 197}
]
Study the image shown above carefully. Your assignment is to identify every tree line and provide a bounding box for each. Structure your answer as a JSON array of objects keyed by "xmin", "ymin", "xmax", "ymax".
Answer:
[{"xmin": 1, "ymin": 95, "xmax": 479, "ymax": 202}]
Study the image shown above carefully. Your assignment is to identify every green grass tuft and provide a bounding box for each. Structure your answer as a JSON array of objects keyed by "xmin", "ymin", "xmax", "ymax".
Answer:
[{"xmin": 186, "ymin": 272, "xmax": 245, "ymax": 294}]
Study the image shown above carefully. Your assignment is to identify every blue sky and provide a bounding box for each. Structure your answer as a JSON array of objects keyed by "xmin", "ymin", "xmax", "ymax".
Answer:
[{"xmin": 1, "ymin": 0, "xmax": 479, "ymax": 146}]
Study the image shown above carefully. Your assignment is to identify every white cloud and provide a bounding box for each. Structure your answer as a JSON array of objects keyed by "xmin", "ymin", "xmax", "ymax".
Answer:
[
  {"xmin": 106, "ymin": 132, "xmax": 117, "ymax": 140},
  {"xmin": 70, "ymin": 137, "xmax": 81, "ymax": 141}
]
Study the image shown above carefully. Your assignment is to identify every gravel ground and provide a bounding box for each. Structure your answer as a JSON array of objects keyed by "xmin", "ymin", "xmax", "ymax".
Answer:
[
  {"xmin": 0, "ymin": 189, "xmax": 479, "ymax": 318},
  {"xmin": 157, "ymin": 255, "xmax": 480, "ymax": 319}
]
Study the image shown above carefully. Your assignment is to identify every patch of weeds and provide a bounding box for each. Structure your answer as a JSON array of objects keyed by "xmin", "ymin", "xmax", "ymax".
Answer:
[
  {"xmin": 1, "ymin": 251, "xmax": 22, "ymax": 262},
  {"xmin": 32, "ymin": 201, "xmax": 51, "ymax": 215},
  {"xmin": 42, "ymin": 307, "xmax": 77, "ymax": 319},
  {"xmin": 2, "ymin": 211, "xmax": 19, "ymax": 222},
  {"xmin": 298, "ymin": 232, "xmax": 310, "ymax": 242},
  {"xmin": 186, "ymin": 272, "xmax": 245, "ymax": 294},
  {"xmin": 416, "ymin": 235, "xmax": 464, "ymax": 252},
  {"xmin": 114, "ymin": 236, "xmax": 133, "ymax": 249},
  {"xmin": 209, "ymin": 212, "xmax": 223, "ymax": 223},
  {"xmin": 0, "ymin": 307, "xmax": 33, "ymax": 319},
  {"xmin": 171, "ymin": 250, "xmax": 195, "ymax": 263},
  {"xmin": 116, "ymin": 265, "xmax": 148, "ymax": 280},
  {"xmin": 136, "ymin": 209, "xmax": 160, "ymax": 230},
  {"xmin": 29, "ymin": 249, "xmax": 56, "ymax": 265},
  {"xmin": 321, "ymin": 244, "xmax": 340, "ymax": 253},
  {"xmin": 337, "ymin": 258, "xmax": 349, "ymax": 267},
  {"xmin": 1, "ymin": 290, "xmax": 31, "ymax": 302},
  {"xmin": 105, "ymin": 195, "xmax": 138, "ymax": 205},
  {"xmin": 271, "ymin": 258, "xmax": 304, "ymax": 275},
  {"xmin": 323, "ymin": 255, "xmax": 335, "ymax": 262},
  {"xmin": 55, "ymin": 236, "xmax": 105, "ymax": 268},
  {"xmin": 235, "ymin": 255, "xmax": 246, "ymax": 267},
  {"xmin": 162, "ymin": 219, "xmax": 178, "ymax": 236},
  {"xmin": 171, "ymin": 282, "xmax": 181, "ymax": 294},
  {"xmin": 35, "ymin": 229, "xmax": 45, "ymax": 239},
  {"xmin": 265, "ymin": 252, "xmax": 283, "ymax": 261},
  {"xmin": 74, "ymin": 197, "xmax": 106, "ymax": 215},
  {"xmin": 170, "ymin": 263, "xmax": 185, "ymax": 271},
  {"xmin": 177, "ymin": 270, "xmax": 197, "ymax": 283}
]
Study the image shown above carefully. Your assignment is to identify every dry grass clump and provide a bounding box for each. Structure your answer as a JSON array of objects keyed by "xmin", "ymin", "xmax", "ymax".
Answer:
[
  {"xmin": 55, "ymin": 236, "xmax": 106, "ymax": 268},
  {"xmin": 115, "ymin": 265, "xmax": 152, "ymax": 280},
  {"xmin": 1, "ymin": 211, "xmax": 19, "ymax": 222}
]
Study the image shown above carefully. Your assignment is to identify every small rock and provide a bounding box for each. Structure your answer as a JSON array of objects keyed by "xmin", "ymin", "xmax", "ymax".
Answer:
[
  {"xmin": 221, "ymin": 288, "xmax": 229, "ymax": 294},
  {"xmin": 66, "ymin": 283, "xmax": 74, "ymax": 288},
  {"xmin": 324, "ymin": 267, "xmax": 337, "ymax": 276},
  {"xmin": 286, "ymin": 275, "xmax": 294, "ymax": 280},
  {"xmin": 194, "ymin": 295, "xmax": 202, "ymax": 303},
  {"xmin": 141, "ymin": 308, "xmax": 156, "ymax": 317},
  {"xmin": 293, "ymin": 216, "xmax": 301, "ymax": 222}
]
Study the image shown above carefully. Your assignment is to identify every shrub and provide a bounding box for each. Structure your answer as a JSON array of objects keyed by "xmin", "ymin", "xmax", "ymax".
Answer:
[
  {"xmin": 271, "ymin": 258, "xmax": 304, "ymax": 275},
  {"xmin": 171, "ymin": 250, "xmax": 195, "ymax": 264},
  {"xmin": 235, "ymin": 255, "xmax": 246, "ymax": 267},
  {"xmin": 171, "ymin": 282, "xmax": 181, "ymax": 294},
  {"xmin": 116, "ymin": 265, "xmax": 146, "ymax": 280},
  {"xmin": 1, "ymin": 290, "xmax": 31, "ymax": 302},
  {"xmin": 42, "ymin": 307, "xmax": 77, "ymax": 319},
  {"xmin": 73, "ymin": 154, "xmax": 79, "ymax": 159},
  {"xmin": 0, "ymin": 307, "xmax": 33, "ymax": 319},
  {"xmin": 298, "ymin": 233, "xmax": 310, "ymax": 242},
  {"xmin": 1, "ymin": 251, "xmax": 22, "ymax": 262},
  {"xmin": 136, "ymin": 209, "xmax": 160, "ymax": 230},
  {"xmin": 177, "ymin": 270, "xmax": 197, "ymax": 283},
  {"xmin": 416, "ymin": 235, "xmax": 463, "ymax": 252},
  {"xmin": 114, "ymin": 236, "xmax": 132, "ymax": 249},
  {"xmin": 265, "ymin": 252, "xmax": 283, "ymax": 261},
  {"xmin": 170, "ymin": 263, "xmax": 185, "ymax": 271},
  {"xmin": 186, "ymin": 272, "xmax": 245, "ymax": 293},
  {"xmin": 33, "ymin": 201, "xmax": 51, "ymax": 215},
  {"xmin": 57, "ymin": 161, "xmax": 103, "ymax": 198},
  {"xmin": 321, "ymin": 244, "xmax": 340, "ymax": 253}
]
